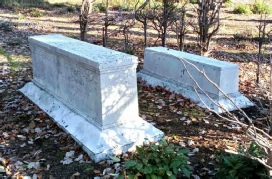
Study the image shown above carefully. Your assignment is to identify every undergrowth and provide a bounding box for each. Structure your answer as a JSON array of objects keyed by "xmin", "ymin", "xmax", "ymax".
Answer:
[
  {"xmin": 233, "ymin": 1, "xmax": 272, "ymax": 14},
  {"xmin": 216, "ymin": 142, "xmax": 268, "ymax": 179},
  {"xmin": 119, "ymin": 139, "xmax": 192, "ymax": 179},
  {"xmin": 0, "ymin": 46, "xmax": 20, "ymax": 71},
  {"xmin": 233, "ymin": 4, "xmax": 252, "ymax": 14},
  {"xmin": 251, "ymin": 0, "xmax": 272, "ymax": 14}
]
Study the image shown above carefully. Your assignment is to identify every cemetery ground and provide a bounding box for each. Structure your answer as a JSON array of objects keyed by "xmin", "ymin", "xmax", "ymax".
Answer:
[{"xmin": 0, "ymin": 3, "xmax": 271, "ymax": 179}]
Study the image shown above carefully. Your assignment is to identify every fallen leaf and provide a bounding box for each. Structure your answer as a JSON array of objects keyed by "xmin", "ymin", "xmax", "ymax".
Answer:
[
  {"xmin": 169, "ymin": 105, "xmax": 176, "ymax": 112},
  {"xmin": 34, "ymin": 128, "xmax": 42, "ymax": 133},
  {"xmin": 190, "ymin": 117, "xmax": 197, "ymax": 122},
  {"xmin": 187, "ymin": 140, "xmax": 194, "ymax": 146},
  {"xmin": 192, "ymin": 148, "xmax": 199, "ymax": 153},
  {"xmin": 179, "ymin": 141, "xmax": 186, "ymax": 147},
  {"xmin": 184, "ymin": 120, "xmax": 191, "ymax": 125},
  {"xmin": 114, "ymin": 163, "xmax": 121, "ymax": 170},
  {"xmin": 65, "ymin": 151, "xmax": 75, "ymax": 158},
  {"xmin": 0, "ymin": 165, "xmax": 5, "ymax": 173},
  {"xmin": 102, "ymin": 168, "xmax": 112, "ymax": 175},
  {"xmin": 33, "ymin": 174, "xmax": 38, "ymax": 179},
  {"xmin": 93, "ymin": 169, "xmax": 100, "ymax": 174},
  {"xmin": 70, "ymin": 172, "xmax": 80, "ymax": 179},
  {"xmin": 28, "ymin": 121, "xmax": 36, "ymax": 129},
  {"xmin": 75, "ymin": 154, "xmax": 83, "ymax": 162},
  {"xmin": 28, "ymin": 162, "xmax": 40, "ymax": 169},
  {"xmin": 20, "ymin": 143, "xmax": 26, "ymax": 148},
  {"xmin": 10, "ymin": 136, "xmax": 15, "ymax": 141},
  {"xmin": 192, "ymin": 174, "xmax": 200, "ymax": 179},
  {"xmin": 176, "ymin": 111, "xmax": 182, "ymax": 115},
  {"xmin": 61, "ymin": 157, "xmax": 73, "ymax": 165}
]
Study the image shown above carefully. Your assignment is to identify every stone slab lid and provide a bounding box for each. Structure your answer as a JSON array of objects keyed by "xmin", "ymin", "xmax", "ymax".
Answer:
[
  {"xmin": 145, "ymin": 47, "xmax": 238, "ymax": 69},
  {"xmin": 28, "ymin": 34, "xmax": 138, "ymax": 71}
]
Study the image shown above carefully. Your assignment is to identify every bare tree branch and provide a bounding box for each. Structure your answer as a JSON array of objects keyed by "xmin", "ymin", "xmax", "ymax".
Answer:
[
  {"xmin": 149, "ymin": 0, "xmax": 179, "ymax": 47},
  {"xmin": 191, "ymin": 0, "xmax": 223, "ymax": 56},
  {"xmin": 135, "ymin": 0, "xmax": 150, "ymax": 47},
  {"xmin": 163, "ymin": 52, "xmax": 272, "ymax": 172}
]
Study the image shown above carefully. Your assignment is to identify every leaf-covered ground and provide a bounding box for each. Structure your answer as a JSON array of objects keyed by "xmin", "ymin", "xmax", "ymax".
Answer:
[{"xmin": 0, "ymin": 4, "xmax": 271, "ymax": 178}]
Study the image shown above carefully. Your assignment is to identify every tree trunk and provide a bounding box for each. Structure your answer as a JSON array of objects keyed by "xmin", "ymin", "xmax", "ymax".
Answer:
[
  {"xmin": 135, "ymin": 0, "xmax": 150, "ymax": 48},
  {"xmin": 179, "ymin": 33, "xmax": 185, "ymax": 51},
  {"xmin": 269, "ymin": 54, "xmax": 272, "ymax": 130},
  {"xmin": 257, "ymin": 17, "xmax": 266, "ymax": 84},
  {"xmin": 80, "ymin": 15, "xmax": 87, "ymax": 41},
  {"xmin": 195, "ymin": 0, "xmax": 222, "ymax": 56},
  {"xmin": 162, "ymin": 29, "xmax": 166, "ymax": 47},
  {"xmin": 179, "ymin": 9, "xmax": 186, "ymax": 51},
  {"xmin": 162, "ymin": 0, "xmax": 167, "ymax": 47},
  {"xmin": 143, "ymin": 22, "xmax": 148, "ymax": 47},
  {"xmin": 79, "ymin": 0, "xmax": 92, "ymax": 41},
  {"xmin": 103, "ymin": 0, "xmax": 109, "ymax": 47},
  {"xmin": 257, "ymin": 27, "xmax": 262, "ymax": 84}
]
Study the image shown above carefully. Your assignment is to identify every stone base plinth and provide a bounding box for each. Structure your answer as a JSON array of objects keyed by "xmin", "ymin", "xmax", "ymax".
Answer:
[
  {"xmin": 20, "ymin": 82, "xmax": 164, "ymax": 162},
  {"xmin": 138, "ymin": 70, "xmax": 253, "ymax": 113}
]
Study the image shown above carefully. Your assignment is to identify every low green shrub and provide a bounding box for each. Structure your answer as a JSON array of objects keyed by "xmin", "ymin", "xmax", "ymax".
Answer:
[
  {"xmin": 224, "ymin": 0, "xmax": 232, "ymax": 3},
  {"xmin": 216, "ymin": 154, "xmax": 267, "ymax": 178},
  {"xmin": 18, "ymin": 13, "xmax": 26, "ymax": 20},
  {"xmin": 111, "ymin": 5, "xmax": 133, "ymax": 11},
  {"xmin": 120, "ymin": 139, "xmax": 192, "ymax": 178},
  {"xmin": 0, "ymin": 0, "xmax": 51, "ymax": 9},
  {"xmin": 93, "ymin": 3, "xmax": 106, "ymax": 12},
  {"xmin": 52, "ymin": 3, "xmax": 66, "ymax": 8},
  {"xmin": 223, "ymin": 0, "xmax": 233, "ymax": 7},
  {"xmin": 240, "ymin": 142, "xmax": 267, "ymax": 158},
  {"xmin": 216, "ymin": 142, "xmax": 268, "ymax": 179},
  {"xmin": 233, "ymin": 4, "xmax": 252, "ymax": 14},
  {"xmin": 29, "ymin": 9, "xmax": 43, "ymax": 17},
  {"xmin": 189, "ymin": 0, "xmax": 198, "ymax": 4},
  {"xmin": 251, "ymin": 1, "xmax": 272, "ymax": 14},
  {"xmin": 67, "ymin": 6, "xmax": 75, "ymax": 12},
  {"xmin": 233, "ymin": 32, "xmax": 253, "ymax": 41},
  {"xmin": 0, "ymin": 1, "xmax": 20, "ymax": 9},
  {"xmin": 0, "ymin": 22, "xmax": 13, "ymax": 32},
  {"xmin": 121, "ymin": 46, "xmax": 135, "ymax": 55}
]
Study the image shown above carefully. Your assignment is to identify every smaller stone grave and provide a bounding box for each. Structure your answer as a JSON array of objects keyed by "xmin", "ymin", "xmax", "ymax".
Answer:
[
  {"xmin": 138, "ymin": 47, "xmax": 253, "ymax": 113},
  {"xmin": 20, "ymin": 34, "xmax": 164, "ymax": 162}
]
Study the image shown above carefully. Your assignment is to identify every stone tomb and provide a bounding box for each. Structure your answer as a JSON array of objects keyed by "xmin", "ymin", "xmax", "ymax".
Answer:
[
  {"xmin": 138, "ymin": 47, "xmax": 253, "ymax": 113},
  {"xmin": 20, "ymin": 34, "xmax": 163, "ymax": 162}
]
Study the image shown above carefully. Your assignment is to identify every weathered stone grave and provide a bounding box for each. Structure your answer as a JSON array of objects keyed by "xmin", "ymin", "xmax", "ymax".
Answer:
[
  {"xmin": 138, "ymin": 47, "xmax": 253, "ymax": 113},
  {"xmin": 20, "ymin": 34, "xmax": 164, "ymax": 162}
]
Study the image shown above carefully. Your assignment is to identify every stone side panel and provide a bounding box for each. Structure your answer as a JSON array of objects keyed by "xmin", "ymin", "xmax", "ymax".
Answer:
[
  {"xmin": 143, "ymin": 47, "xmax": 239, "ymax": 96},
  {"xmin": 28, "ymin": 34, "xmax": 139, "ymax": 129}
]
